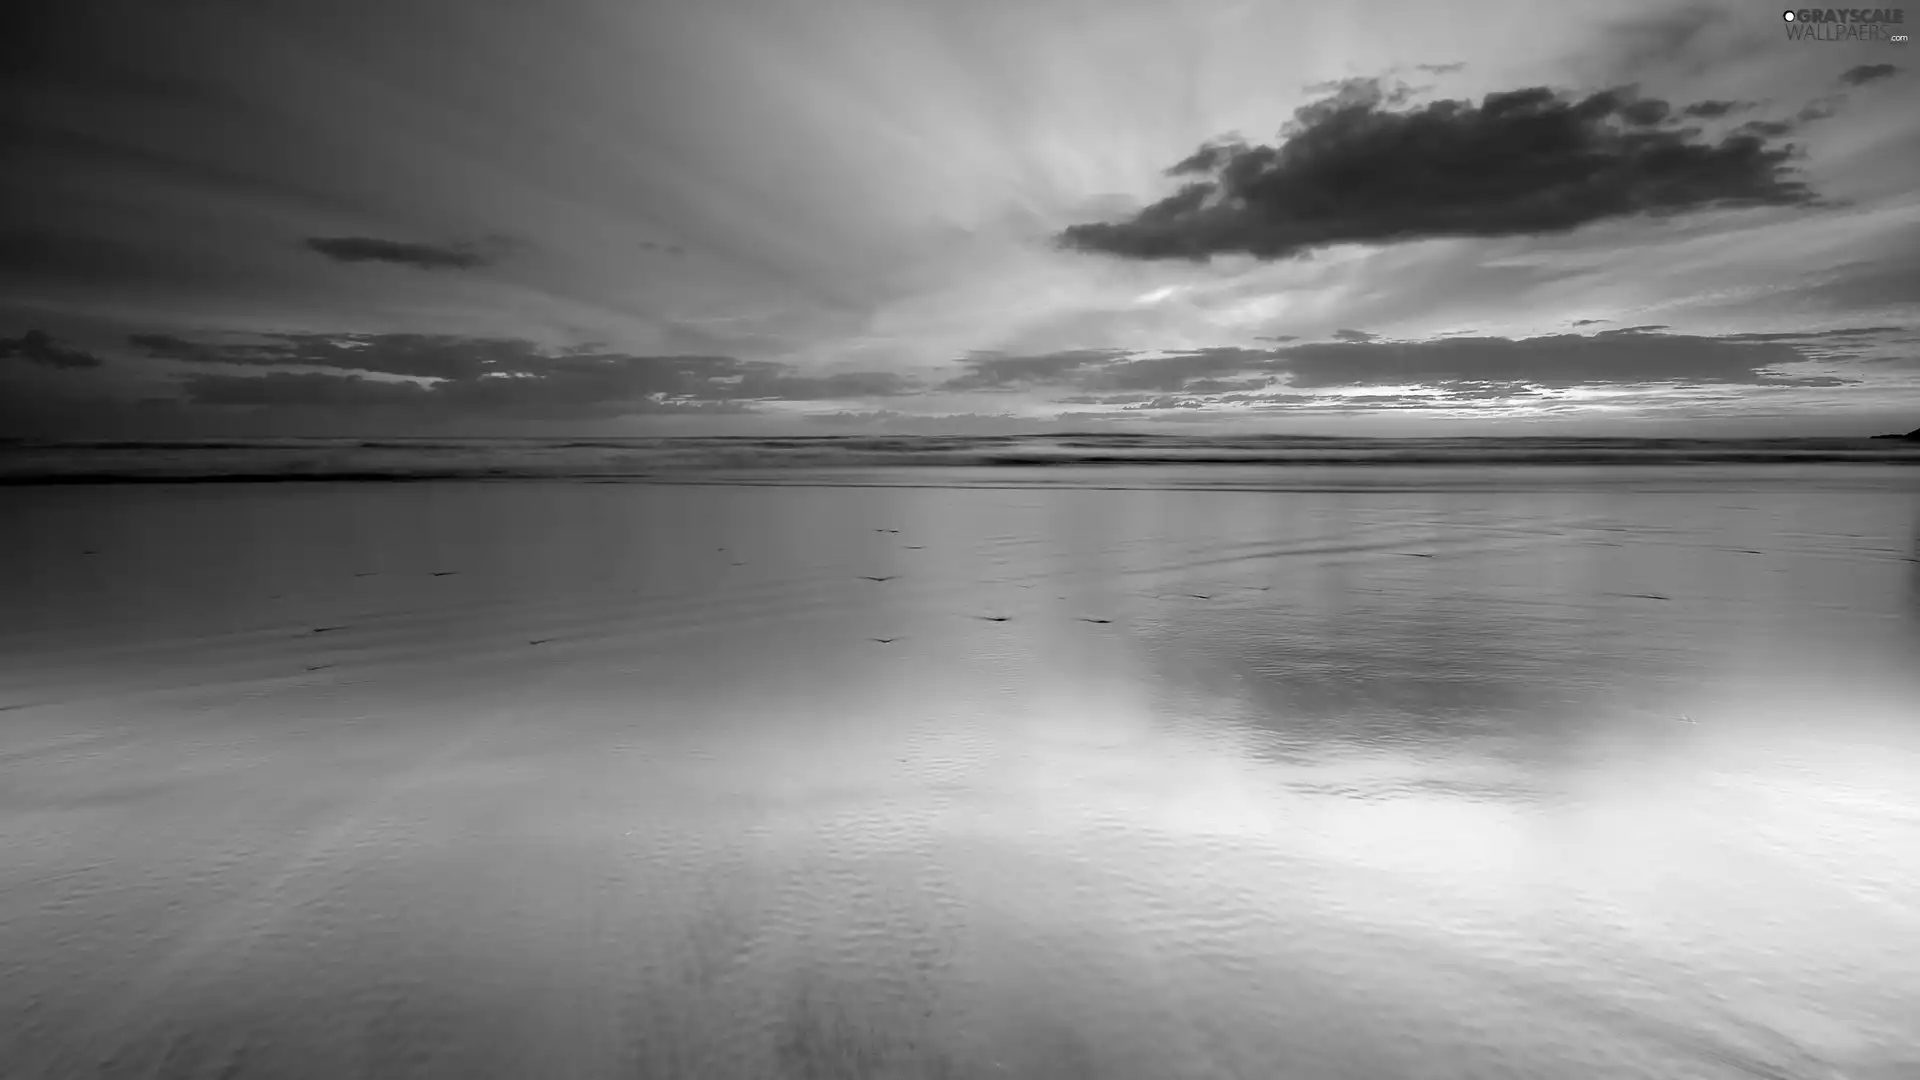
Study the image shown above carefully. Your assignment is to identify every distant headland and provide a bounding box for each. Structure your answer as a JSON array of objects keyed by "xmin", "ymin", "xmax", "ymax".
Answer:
[{"xmin": 1870, "ymin": 427, "xmax": 1920, "ymax": 441}]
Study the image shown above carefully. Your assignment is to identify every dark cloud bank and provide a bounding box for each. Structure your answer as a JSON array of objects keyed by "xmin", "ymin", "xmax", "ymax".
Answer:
[{"xmin": 1057, "ymin": 78, "xmax": 1831, "ymax": 262}]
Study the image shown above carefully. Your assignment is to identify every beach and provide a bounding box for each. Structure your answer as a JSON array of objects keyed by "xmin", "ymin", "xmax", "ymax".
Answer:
[{"xmin": 3, "ymin": 464, "xmax": 1919, "ymax": 1079}]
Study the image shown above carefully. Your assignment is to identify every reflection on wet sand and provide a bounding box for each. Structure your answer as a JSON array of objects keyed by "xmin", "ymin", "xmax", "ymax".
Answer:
[{"xmin": 1, "ymin": 471, "xmax": 1917, "ymax": 1079}]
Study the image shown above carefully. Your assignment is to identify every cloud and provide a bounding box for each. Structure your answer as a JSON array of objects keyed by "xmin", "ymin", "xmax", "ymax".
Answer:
[
  {"xmin": 1332, "ymin": 329, "xmax": 1378, "ymax": 342},
  {"xmin": 181, "ymin": 372, "xmax": 431, "ymax": 407},
  {"xmin": 1297, "ymin": 76, "xmax": 1422, "ymax": 108},
  {"xmin": 1789, "ymin": 66, "xmax": 1902, "ymax": 127},
  {"xmin": 729, "ymin": 366, "xmax": 913, "ymax": 400},
  {"xmin": 1088, "ymin": 348, "xmax": 1282, "ymax": 392},
  {"xmin": 1717, "ymin": 325, "xmax": 1908, "ymax": 343},
  {"xmin": 1130, "ymin": 383, "xmax": 1548, "ymax": 412},
  {"xmin": 1617, "ymin": 98, "xmax": 1672, "ymax": 126},
  {"xmin": 1253, "ymin": 331, "xmax": 1829, "ymax": 390},
  {"xmin": 177, "ymin": 370, "xmax": 751, "ymax": 417},
  {"xmin": 932, "ymin": 328, "xmax": 1856, "ymax": 401},
  {"xmin": 301, "ymin": 236, "xmax": 506, "ymax": 270},
  {"xmin": 1679, "ymin": 100, "xmax": 1750, "ymax": 118},
  {"xmin": 1181, "ymin": 378, "xmax": 1273, "ymax": 394},
  {"xmin": 130, "ymin": 332, "xmax": 539, "ymax": 380},
  {"xmin": 785, "ymin": 412, "xmax": 1042, "ymax": 436},
  {"xmin": 133, "ymin": 331, "xmax": 916, "ymax": 419},
  {"xmin": 1838, "ymin": 64, "xmax": 1900, "ymax": 87},
  {"xmin": 1709, "ymin": 325, "xmax": 1914, "ymax": 367},
  {"xmin": 132, "ymin": 331, "xmax": 913, "ymax": 398},
  {"xmin": 1413, "ymin": 63, "xmax": 1465, "ymax": 75},
  {"xmin": 1794, "ymin": 94, "xmax": 1847, "ymax": 124},
  {"xmin": 801, "ymin": 410, "xmax": 904, "ymax": 426},
  {"xmin": 1757, "ymin": 375, "xmax": 1853, "ymax": 388},
  {"xmin": 0, "ymin": 329, "xmax": 104, "ymax": 369},
  {"xmin": 1571, "ymin": 319, "xmax": 1609, "ymax": 326},
  {"xmin": 1123, "ymin": 395, "xmax": 1210, "ymax": 410},
  {"xmin": 939, "ymin": 348, "xmax": 1132, "ymax": 391},
  {"xmin": 1055, "ymin": 79, "xmax": 1819, "ymax": 262},
  {"xmin": 1054, "ymin": 393, "xmax": 1158, "ymax": 405}
]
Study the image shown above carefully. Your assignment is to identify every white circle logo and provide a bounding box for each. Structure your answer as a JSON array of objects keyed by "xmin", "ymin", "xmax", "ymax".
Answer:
[{"xmin": 1782, "ymin": 9, "xmax": 1796, "ymax": 19}]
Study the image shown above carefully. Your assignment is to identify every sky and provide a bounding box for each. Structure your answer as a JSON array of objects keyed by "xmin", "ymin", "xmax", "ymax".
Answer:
[{"xmin": 1, "ymin": 0, "xmax": 1916, "ymax": 438}]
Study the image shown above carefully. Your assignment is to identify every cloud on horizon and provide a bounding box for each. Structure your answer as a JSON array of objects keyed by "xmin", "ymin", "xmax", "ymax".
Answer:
[
  {"xmin": 1056, "ymin": 77, "xmax": 1825, "ymax": 262},
  {"xmin": 5, "ymin": 318, "xmax": 1912, "ymax": 438},
  {"xmin": 120, "ymin": 331, "xmax": 914, "ymax": 419},
  {"xmin": 939, "ymin": 327, "xmax": 1863, "ymax": 398},
  {"xmin": 175, "ymin": 370, "xmax": 754, "ymax": 416}
]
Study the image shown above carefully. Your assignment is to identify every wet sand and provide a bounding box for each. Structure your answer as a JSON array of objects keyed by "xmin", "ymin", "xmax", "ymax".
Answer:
[{"xmin": 3, "ymin": 471, "xmax": 1919, "ymax": 1079}]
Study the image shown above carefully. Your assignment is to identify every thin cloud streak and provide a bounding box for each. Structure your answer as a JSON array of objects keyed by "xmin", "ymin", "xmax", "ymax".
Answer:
[
  {"xmin": 1838, "ymin": 63, "xmax": 1901, "ymax": 87},
  {"xmin": 301, "ymin": 236, "xmax": 506, "ymax": 270}
]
